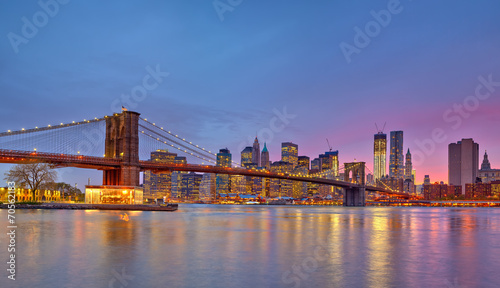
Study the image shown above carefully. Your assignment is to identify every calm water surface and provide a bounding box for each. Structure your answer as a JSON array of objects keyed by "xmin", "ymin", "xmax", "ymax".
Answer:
[{"xmin": 1, "ymin": 205, "xmax": 500, "ymax": 288}]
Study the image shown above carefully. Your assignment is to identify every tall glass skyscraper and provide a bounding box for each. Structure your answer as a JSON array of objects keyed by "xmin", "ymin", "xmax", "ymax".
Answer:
[
  {"xmin": 373, "ymin": 133, "xmax": 387, "ymax": 180},
  {"xmin": 241, "ymin": 146, "xmax": 253, "ymax": 167},
  {"xmin": 389, "ymin": 131, "xmax": 404, "ymax": 179},
  {"xmin": 261, "ymin": 143, "xmax": 270, "ymax": 170},
  {"xmin": 281, "ymin": 142, "xmax": 298, "ymax": 167},
  {"xmin": 216, "ymin": 148, "xmax": 231, "ymax": 195}
]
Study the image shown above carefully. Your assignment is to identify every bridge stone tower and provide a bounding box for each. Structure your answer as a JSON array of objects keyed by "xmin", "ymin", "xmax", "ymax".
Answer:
[
  {"xmin": 343, "ymin": 162, "xmax": 366, "ymax": 206},
  {"xmin": 103, "ymin": 111, "xmax": 140, "ymax": 186}
]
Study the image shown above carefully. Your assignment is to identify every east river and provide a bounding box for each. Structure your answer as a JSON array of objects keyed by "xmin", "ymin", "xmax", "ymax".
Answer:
[{"xmin": 1, "ymin": 205, "xmax": 500, "ymax": 287}]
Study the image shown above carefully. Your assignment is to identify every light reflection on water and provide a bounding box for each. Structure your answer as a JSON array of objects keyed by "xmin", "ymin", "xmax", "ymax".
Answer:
[{"xmin": 1, "ymin": 205, "xmax": 500, "ymax": 288}]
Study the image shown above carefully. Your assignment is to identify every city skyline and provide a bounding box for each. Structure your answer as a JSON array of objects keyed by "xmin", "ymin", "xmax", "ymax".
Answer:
[{"xmin": 1, "ymin": 1, "xmax": 500, "ymax": 188}]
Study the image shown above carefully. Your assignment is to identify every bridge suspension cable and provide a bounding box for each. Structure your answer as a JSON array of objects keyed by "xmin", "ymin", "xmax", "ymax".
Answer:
[
  {"xmin": 139, "ymin": 117, "xmax": 242, "ymax": 167},
  {"xmin": 139, "ymin": 130, "xmax": 217, "ymax": 164},
  {"xmin": 0, "ymin": 117, "xmax": 107, "ymax": 157}
]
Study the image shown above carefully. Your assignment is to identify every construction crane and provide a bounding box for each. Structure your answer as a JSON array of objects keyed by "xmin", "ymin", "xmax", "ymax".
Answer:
[
  {"xmin": 326, "ymin": 138, "xmax": 332, "ymax": 152},
  {"xmin": 375, "ymin": 122, "xmax": 386, "ymax": 134}
]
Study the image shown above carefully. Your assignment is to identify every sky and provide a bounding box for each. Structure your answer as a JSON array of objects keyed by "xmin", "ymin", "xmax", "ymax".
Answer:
[{"xmin": 1, "ymin": 0, "xmax": 500, "ymax": 188}]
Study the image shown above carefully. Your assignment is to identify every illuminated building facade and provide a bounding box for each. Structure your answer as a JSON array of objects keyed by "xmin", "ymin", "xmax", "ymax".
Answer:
[
  {"xmin": 181, "ymin": 172, "xmax": 203, "ymax": 200},
  {"xmin": 261, "ymin": 143, "xmax": 270, "ymax": 170},
  {"xmin": 389, "ymin": 131, "xmax": 404, "ymax": 179},
  {"xmin": 143, "ymin": 149, "xmax": 177, "ymax": 199},
  {"xmin": 171, "ymin": 156, "xmax": 187, "ymax": 198},
  {"xmin": 216, "ymin": 148, "xmax": 231, "ymax": 195},
  {"xmin": 311, "ymin": 158, "xmax": 321, "ymax": 171},
  {"xmin": 465, "ymin": 183, "xmax": 491, "ymax": 198},
  {"xmin": 319, "ymin": 151, "xmax": 339, "ymax": 176},
  {"xmin": 373, "ymin": 132, "xmax": 387, "ymax": 180},
  {"xmin": 200, "ymin": 173, "xmax": 216, "ymax": 201},
  {"xmin": 241, "ymin": 146, "xmax": 253, "ymax": 166},
  {"xmin": 448, "ymin": 138, "xmax": 479, "ymax": 193},
  {"xmin": 281, "ymin": 142, "xmax": 298, "ymax": 167},
  {"xmin": 252, "ymin": 137, "xmax": 260, "ymax": 167},
  {"xmin": 230, "ymin": 175, "xmax": 246, "ymax": 194},
  {"xmin": 478, "ymin": 151, "xmax": 500, "ymax": 183},
  {"xmin": 298, "ymin": 156, "xmax": 310, "ymax": 170},
  {"xmin": 404, "ymin": 149, "xmax": 413, "ymax": 181},
  {"xmin": 270, "ymin": 161, "xmax": 293, "ymax": 197},
  {"xmin": 85, "ymin": 185, "xmax": 143, "ymax": 204}
]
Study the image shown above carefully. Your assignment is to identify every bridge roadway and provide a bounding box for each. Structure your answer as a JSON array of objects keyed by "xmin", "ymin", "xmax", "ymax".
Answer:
[{"xmin": 0, "ymin": 149, "xmax": 407, "ymax": 197}]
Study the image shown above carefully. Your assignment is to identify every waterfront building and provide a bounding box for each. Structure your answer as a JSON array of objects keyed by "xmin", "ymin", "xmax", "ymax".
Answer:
[
  {"xmin": 171, "ymin": 156, "xmax": 187, "ymax": 198},
  {"xmin": 216, "ymin": 148, "xmax": 232, "ymax": 195},
  {"xmin": 478, "ymin": 151, "xmax": 500, "ymax": 183},
  {"xmin": 448, "ymin": 138, "xmax": 479, "ymax": 193},
  {"xmin": 200, "ymin": 173, "xmax": 216, "ymax": 201},
  {"xmin": 252, "ymin": 137, "xmax": 260, "ymax": 167},
  {"xmin": 143, "ymin": 149, "xmax": 177, "ymax": 199},
  {"xmin": 423, "ymin": 183, "xmax": 463, "ymax": 200},
  {"xmin": 465, "ymin": 183, "xmax": 492, "ymax": 199},
  {"xmin": 181, "ymin": 172, "xmax": 203, "ymax": 200},
  {"xmin": 281, "ymin": 142, "xmax": 298, "ymax": 167},
  {"xmin": 373, "ymin": 132, "xmax": 387, "ymax": 180},
  {"xmin": 85, "ymin": 186, "xmax": 143, "ymax": 204},
  {"xmin": 389, "ymin": 131, "xmax": 404, "ymax": 179},
  {"xmin": 230, "ymin": 175, "xmax": 246, "ymax": 194},
  {"xmin": 270, "ymin": 161, "xmax": 293, "ymax": 197}
]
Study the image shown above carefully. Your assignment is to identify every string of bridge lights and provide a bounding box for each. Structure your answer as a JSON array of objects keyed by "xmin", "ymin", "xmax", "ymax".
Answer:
[
  {"xmin": 139, "ymin": 117, "xmax": 242, "ymax": 167},
  {"xmin": 140, "ymin": 130, "xmax": 217, "ymax": 165},
  {"xmin": 0, "ymin": 117, "xmax": 106, "ymax": 137}
]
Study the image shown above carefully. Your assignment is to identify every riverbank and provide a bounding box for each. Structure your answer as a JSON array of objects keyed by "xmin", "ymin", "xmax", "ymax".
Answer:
[{"xmin": 0, "ymin": 203, "xmax": 178, "ymax": 211}]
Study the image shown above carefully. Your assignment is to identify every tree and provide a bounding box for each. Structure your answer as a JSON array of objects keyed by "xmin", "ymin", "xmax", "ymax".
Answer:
[{"xmin": 4, "ymin": 163, "xmax": 57, "ymax": 200}]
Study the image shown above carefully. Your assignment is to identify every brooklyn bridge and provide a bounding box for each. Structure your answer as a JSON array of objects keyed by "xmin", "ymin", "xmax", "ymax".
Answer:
[{"xmin": 0, "ymin": 110, "xmax": 410, "ymax": 206}]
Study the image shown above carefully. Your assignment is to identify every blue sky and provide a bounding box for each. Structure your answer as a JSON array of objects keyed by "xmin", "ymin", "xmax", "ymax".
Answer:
[{"xmin": 1, "ymin": 0, "xmax": 500, "ymax": 187}]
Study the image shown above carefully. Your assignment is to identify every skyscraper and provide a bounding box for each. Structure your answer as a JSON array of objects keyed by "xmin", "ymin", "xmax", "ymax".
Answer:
[
  {"xmin": 404, "ymin": 149, "xmax": 413, "ymax": 181},
  {"xmin": 298, "ymin": 156, "xmax": 310, "ymax": 170},
  {"xmin": 144, "ymin": 149, "xmax": 177, "ymax": 199},
  {"xmin": 171, "ymin": 156, "xmax": 187, "ymax": 198},
  {"xmin": 216, "ymin": 148, "xmax": 232, "ymax": 195},
  {"xmin": 281, "ymin": 142, "xmax": 298, "ymax": 167},
  {"xmin": 311, "ymin": 158, "xmax": 321, "ymax": 171},
  {"xmin": 241, "ymin": 146, "xmax": 253, "ymax": 167},
  {"xmin": 252, "ymin": 137, "xmax": 260, "ymax": 167},
  {"xmin": 181, "ymin": 172, "xmax": 203, "ymax": 200},
  {"xmin": 261, "ymin": 143, "xmax": 270, "ymax": 170},
  {"xmin": 199, "ymin": 173, "xmax": 216, "ymax": 201},
  {"xmin": 373, "ymin": 132, "xmax": 387, "ymax": 180},
  {"xmin": 448, "ymin": 138, "xmax": 479, "ymax": 193},
  {"xmin": 319, "ymin": 151, "xmax": 339, "ymax": 176},
  {"xmin": 389, "ymin": 131, "xmax": 404, "ymax": 179}
]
